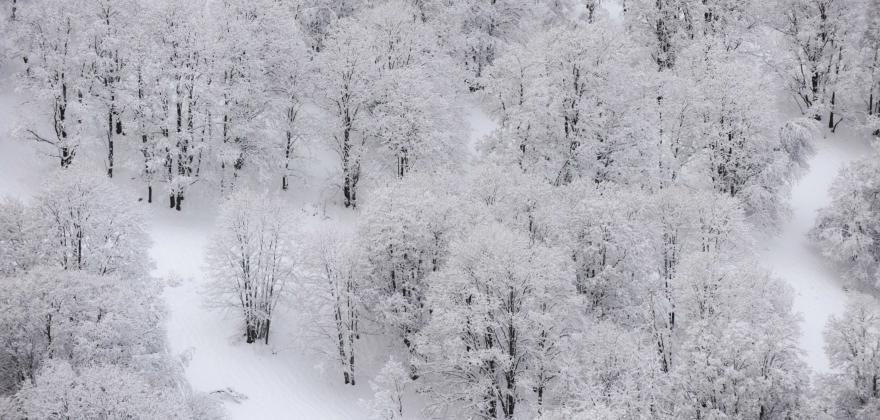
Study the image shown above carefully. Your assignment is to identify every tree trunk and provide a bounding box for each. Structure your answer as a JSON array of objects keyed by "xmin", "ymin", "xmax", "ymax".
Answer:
[
  {"xmin": 264, "ymin": 319, "xmax": 270, "ymax": 344},
  {"xmin": 107, "ymin": 109, "xmax": 114, "ymax": 178},
  {"xmin": 76, "ymin": 229, "xmax": 83, "ymax": 269},
  {"xmin": 282, "ymin": 130, "xmax": 292, "ymax": 191},
  {"xmin": 60, "ymin": 147, "xmax": 73, "ymax": 168},
  {"xmin": 341, "ymin": 110, "xmax": 358, "ymax": 207},
  {"xmin": 828, "ymin": 91, "xmax": 836, "ymax": 131}
]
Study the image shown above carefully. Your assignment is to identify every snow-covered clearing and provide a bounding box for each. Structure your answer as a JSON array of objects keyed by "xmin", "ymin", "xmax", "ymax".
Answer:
[
  {"xmin": 153, "ymin": 101, "xmax": 495, "ymax": 419},
  {"xmin": 0, "ymin": 50, "xmax": 495, "ymax": 415},
  {"xmin": 763, "ymin": 127, "xmax": 872, "ymax": 373}
]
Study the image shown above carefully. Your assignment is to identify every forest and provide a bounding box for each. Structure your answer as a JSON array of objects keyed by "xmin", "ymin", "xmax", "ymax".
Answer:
[{"xmin": 1, "ymin": 0, "xmax": 880, "ymax": 419}]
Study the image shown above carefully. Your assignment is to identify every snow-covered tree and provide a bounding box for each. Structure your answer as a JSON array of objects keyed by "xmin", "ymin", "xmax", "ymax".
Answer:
[
  {"xmin": 206, "ymin": 192, "xmax": 297, "ymax": 344},
  {"xmin": 852, "ymin": 0, "xmax": 880, "ymax": 136},
  {"xmin": 127, "ymin": 2, "xmax": 167, "ymax": 204},
  {"xmin": 314, "ymin": 2, "xmax": 464, "ymax": 206},
  {"xmin": 549, "ymin": 185, "xmax": 658, "ymax": 317},
  {"xmin": 307, "ymin": 229, "xmax": 364, "ymax": 385},
  {"xmin": 483, "ymin": 22, "xmax": 658, "ymax": 187},
  {"xmin": 84, "ymin": 0, "xmax": 137, "ymax": 178},
  {"xmin": 669, "ymin": 47, "xmax": 811, "ymax": 227},
  {"xmin": 416, "ymin": 222, "xmax": 575, "ymax": 419},
  {"xmin": 313, "ymin": 15, "xmax": 378, "ymax": 208},
  {"xmin": 366, "ymin": 357, "xmax": 412, "ymax": 419},
  {"xmin": 0, "ymin": 266, "xmax": 165, "ymax": 393},
  {"xmin": 262, "ymin": 1, "xmax": 311, "ymax": 192},
  {"xmin": 773, "ymin": 0, "xmax": 852, "ymax": 123},
  {"xmin": 626, "ymin": 0, "xmax": 761, "ymax": 70},
  {"xmin": 12, "ymin": 360, "xmax": 189, "ymax": 419},
  {"xmin": 357, "ymin": 175, "xmax": 463, "ymax": 360},
  {"xmin": 812, "ymin": 154, "xmax": 880, "ymax": 290},
  {"xmin": 669, "ymin": 259, "xmax": 808, "ymax": 419},
  {"xmin": 14, "ymin": 0, "xmax": 89, "ymax": 168},
  {"xmin": 0, "ymin": 198, "xmax": 45, "ymax": 276},
  {"xmin": 35, "ymin": 170, "xmax": 150, "ymax": 276},
  {"xmin": 210, "ymin": 0, "xmax": 278, "ymax": 192},
  {"xmin": 821, "ymin": 294, "xmax": 880, "ymax": 419},
  {"xmin": 361, "ymin": 2, "xmax": 465, "ymax": 179},
  {"xmin": 541, "ymin": 320, "xmax": 661, "ymax": 419}
]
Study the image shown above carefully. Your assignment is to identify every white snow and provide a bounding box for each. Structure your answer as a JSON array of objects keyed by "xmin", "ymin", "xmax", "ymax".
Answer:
[
  {"xmin": 0, "ymin": 51, "xmax": 873, "ymax": 415},
  {"xmin": 146, "ymin": 199, "xmax": 379, "ymax": 420},
  {"xmin": 151, "ymin": 102, "xmax": 498, "ymax": 420},
  {"xmin": 763, "ymin": 127, "xmax": 872, "ymax": 373}
]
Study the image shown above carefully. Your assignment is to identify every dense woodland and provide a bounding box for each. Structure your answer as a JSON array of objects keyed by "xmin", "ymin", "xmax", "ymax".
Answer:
[{"xmin": 1, "ymin": 0, "xmax": 880, "ymax": 419}]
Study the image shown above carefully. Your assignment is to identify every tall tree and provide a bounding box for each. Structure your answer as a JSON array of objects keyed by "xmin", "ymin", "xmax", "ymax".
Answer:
[
  {"xmin": 206, "ymin": 192, "xmax": 297, "ymax": 344},
  {"xmin": 417, "ymin": 223, "xmax": 575, "ymax": 419},
  {"xmin": 15, "ymin": 0, "xmax": 88, "ymax": 168}
]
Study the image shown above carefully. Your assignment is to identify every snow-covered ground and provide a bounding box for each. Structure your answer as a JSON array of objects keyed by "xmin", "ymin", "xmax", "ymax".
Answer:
[
  {"xmin": 151, "ymin": 200, "xmax": 376, "ymax": 420},
  {"xmin": 152, "ymin": 101, "xmax": 496, "ymax": 419},
  {"xmin": 763, "ymin": 127, "xmax": 872, "ymax": 373},
  {"xmin": 0, "ymin": 48, "xmax": 870, "ymax": 417}
]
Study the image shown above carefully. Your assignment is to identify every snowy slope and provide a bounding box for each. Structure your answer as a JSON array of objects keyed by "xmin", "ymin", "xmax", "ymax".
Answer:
[
  {"xmin": 155, "ymin": 102, "xmax": 495, "ymax": 420},
  {"xmin": 763, "ymin": 128, "xmax": 872, "ymax": 373},
  {"xmin": 153, "ymin": 205, "xmax": 375, "ymax": 420}
]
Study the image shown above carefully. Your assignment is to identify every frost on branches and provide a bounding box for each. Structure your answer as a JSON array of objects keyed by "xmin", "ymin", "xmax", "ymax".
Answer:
[
  {"xmin": 0, "ymin": 171, "xmax": 219, "ymax": 418},
  {"xmin": 206, "ymin": 192, "xmax": 298, "ymax": 344}
]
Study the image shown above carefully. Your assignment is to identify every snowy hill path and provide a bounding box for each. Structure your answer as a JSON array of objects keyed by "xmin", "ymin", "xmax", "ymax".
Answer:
[{"xmin": 763, "ymin": 129, "xmax": 872, "ymax": 373}]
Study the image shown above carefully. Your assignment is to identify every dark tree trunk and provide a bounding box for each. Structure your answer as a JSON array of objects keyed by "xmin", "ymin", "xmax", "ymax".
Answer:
[
  {"xmin": 76, "ymin": 229, "xmax": 83, "ymax": 269},
  {"xmin": 282, "ymin": 130, "xmax": 292, "ymax": 191},
  {"xmin": 107, "ymin": 109, "xmax": 114, "ymax": 178},
  {"xmin": 829, "ymin": 91, "xmax": 836, "ymax": 131},
  {"xmin": 349, "ymin": 352, "xmax": 355, "ymax": 386},
  {"xmin": 60, "ymin": 147, "xmax": 73, "ymax": 168}
]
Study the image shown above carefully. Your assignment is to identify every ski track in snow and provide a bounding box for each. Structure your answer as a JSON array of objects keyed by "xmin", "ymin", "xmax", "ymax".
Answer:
[{"xmin": 763, "ymin": 128, "xmax": 872, "ymax": 373}]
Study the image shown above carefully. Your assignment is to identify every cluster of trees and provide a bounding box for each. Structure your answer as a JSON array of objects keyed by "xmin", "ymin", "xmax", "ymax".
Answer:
[
  {"xmin": 191, "ymin": 1, "xmax": 880, "ymax": 419},
  {"xmin": 0, "ymin": 170, "xmax": 221, "ymax": 418},
  {"xmin": 813, "ymin": 156, "xmax": 880, "ymax": 290},
  {"xmin": 3, "ymin": 0, "xmax": 578, "ymax": 210},
  {"xmin": 771, "ymin": 0, "xmax": 880, "ymax": 133},
  {"xmin": 4, "ymin": 0, "xmax": 880, "ymax": 419},
  {"xmin": 818, "ymin": 294, "xmax": 880, "ymax": 419},
  {"xmin": 810, "ymin": 108, "xmax": 880, "ymax": 418}
]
